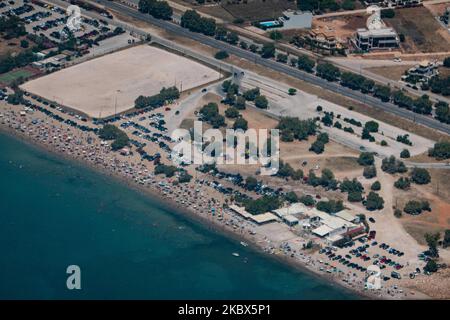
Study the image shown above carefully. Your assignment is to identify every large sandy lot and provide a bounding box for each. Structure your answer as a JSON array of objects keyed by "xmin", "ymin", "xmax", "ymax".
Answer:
[{"xmin": 21, "ymin": 45, "xmax": 220, "ymax": 118}]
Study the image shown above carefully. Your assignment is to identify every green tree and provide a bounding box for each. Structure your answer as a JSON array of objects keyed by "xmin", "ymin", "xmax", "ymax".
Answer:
[
  {"xmin": 365, "ymin": 192, "xmax": 384, "ymax": 211},
  {"xmin": 424, "ymin": 260, "xmax": 438, "ymax": 273},
  {"xmin": 374, "ymin": 85, "xmax": 391, "ymax": 102},
  {"xmin": 316, "ymin": 63, "xmax": 340, "ymax": 82},
  {"xmin": 214, "ymin": 50, "xmax": 229, "ymax": 60},
  {"xmin": 428, "ymin": 141, "xmax": 450, "ymax": 160},
  {"xmin": 225, "ymin": 107, "xmax": 240, "ymax": 118},
  {"xmin": 245, "ymin": 176, "xmax": 258, "ymax": 191},
  {"xmin": 358, "ymin": 152, "xmax": 375, "ymax": 166},
  {"xmin": 297, "ymin": 54, "xmax": 315, "ymax": 73},
  {"xmin": 260, "ymin": 43, "xmax": 275, "ymax": 58},
  {"xmin": 400, "ymin": 149, "xmax": 410, "ymax": 158},
  {"xmin": 371, "ymin": 181, "xmax": 381, "ymax": 191},
  {"xmin": 364, "ymin": 120, "xmax": 379, "ymax": 133},
  {"xmin": 233, "ymin": 117, "xmax": 248, "ymax": 131},
  {"xmin": 309, "ymin": 140, "xmax": 325, "ymax": 154},
  {"xmin": 363, "ymin": 165, "xmax": 377, "ymax": 179},
  {"xmin": 269, "ymin": 30, "xmax": 283, "ymax": 41},
  {"xmin": 411, "ymin": 168, "xmax": 431, "ymax": 185},
  {"xmin": 234, "ymin": 96, "xmax": 246, "ymax": 110},
  {"xmin": 425, "ymin": 233, "xmax": 440, "ymax": 258},
  {"xmin": 394, "ymin": 177, "xmax": 410, "ymax": 190},
  {"xmin": 299, "ymin": 195, "xmax": 315, "ymax": 206},
  {"xmin": 254, "ymin": 95, "xmax": 269, "ymax": 109}
]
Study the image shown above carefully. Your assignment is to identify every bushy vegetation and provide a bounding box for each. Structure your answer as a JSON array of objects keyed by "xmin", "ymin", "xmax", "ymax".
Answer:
[
  {"xmin": 404, "ymin": 200, "xmax": 431, "ymax": 215},
  {"xmin": 154, "ymin": 163, "xmax": 178, "ymax": 177},
  {"xmin": 363, "ymin": 165, "xmax": 377, "ymax": 179},
  {"xmin": 316, "ymin": 63, "xmax": 340, "ymax": 82},
  {"xmin": 371, "ymin": 181, "xmax": 381, "ymax": 191},
  {"xmin": 394, "ymin": 177, "xmax": 411, "ymax": 190},
  {"xmin": 135, "ymin": 86, "xmax": 180, "ymax": 109},
  {"xmin": 358, "ymin": 152, "xmax": 374, "ymax": 166},
  {"xmin": 410, "ymin": 168, "xmax": 431, "ymax": 185},
  {"xmin": 138, "ymin": 0, "xmax": 173, "ymax": 20},
  {"xmin": 316, "ymin": 199, "xmax": 344, "ymax": 214},
  {"xmin": 299, "ymin": 195, "xmax": 315, "ymax": 206},
  {"xmin": 180, "ymin": 10, "xmax": 216, "ymax": 36},
  {"xmin": 381, "ymin": 156, "xmax": 407, "ymax": 174},
  {"xmin": 365, "ymin": 192, "xmax": 384, "ymax": 211},
  {"xmin": 428, "ymin": 141, "xmax": 450, "ymax": 160},
  {"xmin": 214, "ymin": 50, "xmax": 229, "ymax": 60},
  {"xmin": 307, "ymin": 169, "xmax": 338, "ymax": 190},
  {"xmin": 98, "ymin": 124, "xmax": 129, "ymax": 151},
  {"xmin": 400, "ymin": 149, "xmax": 410, "ymax": 159},
  {"xmin": 309, "ymin": 132, "xmax": 329, "ymax": 154},
  {"xmin": 243, "ymin": 195, "xmax": 282, "ymax": 215},
  {"xmin": 297, "ymin": 54, "xmax": 315, "ymax": 73},
  {"xmin": 0, "ymin": 15, "xmax": 26, "ymax": 39},
  {"xmin": 277, "ymin": 117, "xmax": 317, "ymax": 142},
  {"xmin": 199, "ymin": 102, "xmax": 225, "ymax": 128}
]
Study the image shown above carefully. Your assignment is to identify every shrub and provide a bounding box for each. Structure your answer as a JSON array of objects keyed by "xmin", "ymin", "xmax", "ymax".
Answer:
[
  {"xmin": 404, "ymin": 200, "xmax": 431, "ymax": 215},
  {"xmin": 214, "ymin": 50, "xmax": 229, "ymax": 60},
  {"xmin": 428, "ymin": 141, "xmax": 450, "ymax": 160},
  {"xmin": 400, "ymin": 149, "xmax": 410, "ymax": 158},
  {"xmin": 394, "ymin": 177, "xmax": 411, "ymax": 190},
  {"xmin": 348, "ymin": 191, "xmax": 363, "ymax": 202},
  {"xmin": 371, "ymin": 181, "xmax": 381, "ymax": 191},
  {"xmin": 225, "ymin": 107, "xmax": 240, "ymax": 118},
  {"xmin": 411, "ymin": 168, "xmax": 431, "ymax": 185},
  {"xmin": 363, "ymin": 165, "xmax": 377, "ymax": 179},
  {"xmin": 299, "ymin": 195, "xmax": 315, "ymax": 206},
  {"xmin": 358, "ymin": 152, "xmax": 375, "ymax": 166},
  {"xmin": 254, "ymin": 95, "xmax": 269, "ymax": 109},
  {"xmin": 365, "ymin": 192, "xmax": 384, "ymax": 211}
]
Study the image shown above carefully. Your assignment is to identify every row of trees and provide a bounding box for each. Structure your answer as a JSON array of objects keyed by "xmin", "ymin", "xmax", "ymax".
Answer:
[
  {"xmin": 181, "ymin": 10, "xmax": 216, "ymax": 36},
  {"xmin": 138, "ymin": 0, "xmax": 173, "ymax": 20},
  {"xmin": 428, "ymin": 141, "xmax": 450, "ymax": 160},
  {"xmin": 134, "ymin": 86, "xmax": 180, "ymax": 109}
]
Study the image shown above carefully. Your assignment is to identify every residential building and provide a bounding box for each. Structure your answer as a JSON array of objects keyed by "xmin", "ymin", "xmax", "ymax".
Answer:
[{"xmin": 354, "ymin": 27, "xmax": 399, "ymax": 51}]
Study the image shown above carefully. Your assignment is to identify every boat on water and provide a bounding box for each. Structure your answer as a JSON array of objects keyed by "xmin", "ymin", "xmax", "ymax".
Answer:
[
  {"xmin": 232, "ymin": 252, "xmax": 240, "ymax": 257},
  {"xmin": 240, "ymin": 241, "xmax": 248, "ymax": 247}
]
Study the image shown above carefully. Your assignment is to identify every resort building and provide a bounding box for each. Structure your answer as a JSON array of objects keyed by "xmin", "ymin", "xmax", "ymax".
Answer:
[
  {"xmin": 229, "ymin": 205, "xmax": 278, "ymax": 225},
  {"xmin": 354, "ymin": 27, "xmax": 399, "ymax": 51}
]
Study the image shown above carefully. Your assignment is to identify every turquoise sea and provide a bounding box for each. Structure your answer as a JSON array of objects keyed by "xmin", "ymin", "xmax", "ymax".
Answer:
[{"xmin": 0, "ymin": 132, "xmax": 357, "ymax": 299}]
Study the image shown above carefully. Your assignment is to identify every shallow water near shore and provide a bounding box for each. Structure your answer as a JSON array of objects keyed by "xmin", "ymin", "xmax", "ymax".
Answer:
[{"xmin": 0, "ymin": 132, "xmax": 357, "ymax": 299}]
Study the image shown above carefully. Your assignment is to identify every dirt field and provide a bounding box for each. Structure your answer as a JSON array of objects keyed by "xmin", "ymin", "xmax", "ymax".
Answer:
[
  {"xmin": 312, "ymin": 14, "xmax": 367, "ymax": 41},
  {"xmin": 384, "ymin": 7, "xmax": 450, "ymax": 53},
  {"xmin": 392, "ymin": 168, "xmax": 450, "ymax": 246},
  {"xmin": 21, "ymin": 45, "xmax": 220, "ymax": 118},
  {"xmin": 365, "ymin": 65, "xmax": 411, "ymax": 81}
]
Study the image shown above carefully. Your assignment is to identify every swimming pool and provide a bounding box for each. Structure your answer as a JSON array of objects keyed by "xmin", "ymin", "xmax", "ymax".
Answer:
[{"xmin": 259, "ymin": 20, "xmax": 281, "ymax": 28}]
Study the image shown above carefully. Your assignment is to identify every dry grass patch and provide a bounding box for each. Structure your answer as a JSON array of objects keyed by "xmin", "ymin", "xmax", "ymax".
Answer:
[
  {"xmin": 384, "ymin": 7, "xmax": 450, "ymax": 53},
  {"xmin": 366, "ymin": 65, "xmax": 410, "ymax": 81}
]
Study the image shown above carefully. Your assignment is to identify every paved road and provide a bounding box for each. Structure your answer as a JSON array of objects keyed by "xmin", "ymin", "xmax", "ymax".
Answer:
[{"xmin": 94, "ymin": 0, "xmax": 450, "ymax": 135}]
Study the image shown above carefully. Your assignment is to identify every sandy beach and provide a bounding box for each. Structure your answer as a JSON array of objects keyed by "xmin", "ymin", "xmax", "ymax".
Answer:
[{"xmin": 1, "ymin": 97, "xmax": 439, "ymax": 300}]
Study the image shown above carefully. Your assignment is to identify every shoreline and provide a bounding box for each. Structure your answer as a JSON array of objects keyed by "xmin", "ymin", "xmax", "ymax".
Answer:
[
  {"xmin": 0, "ymin": 125, "xmax": 376, "ymax": 300},
  {"xmin": 0, "ymin": 103, "xmax": 432, "ymax": 300}
]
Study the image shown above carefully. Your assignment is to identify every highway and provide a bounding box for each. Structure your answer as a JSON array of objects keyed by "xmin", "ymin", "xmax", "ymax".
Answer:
[{"xmin": 93, "ymin": 0, "xmax": 450, "ymax": 136}]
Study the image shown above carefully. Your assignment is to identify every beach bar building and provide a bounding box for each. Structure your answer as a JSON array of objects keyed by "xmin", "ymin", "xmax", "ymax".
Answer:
[{"xmin": 229, "ymin": 205, "xmax": 278, "ymax": 225}]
